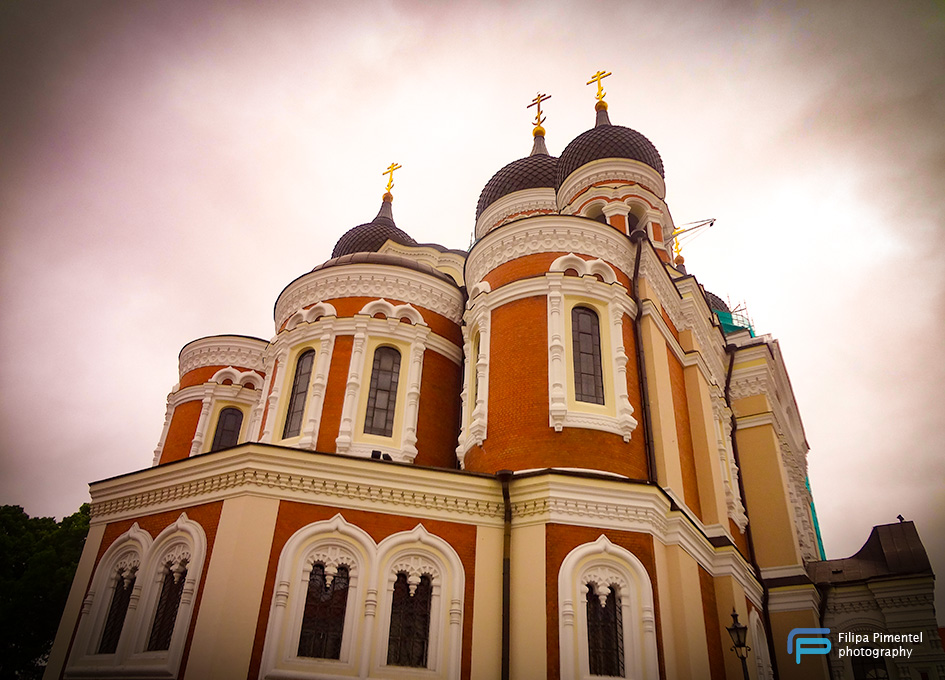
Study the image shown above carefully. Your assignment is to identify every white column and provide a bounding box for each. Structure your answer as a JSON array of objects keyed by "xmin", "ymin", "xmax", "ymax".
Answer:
[
  {"xmin": 189, "ymin": 387, "xmax": 214, "ymax": 456},
  {"xmin": 547, "ymin": 275, "xmax": 567, "ymax": 430},
  {"xmin": 336, "ymin": 318, "xmax": 369, "ymax": 453},
  {"xmin": 299, "ymin": 327, "xmax": 335, "ymax": 450},
  {"xmin": 152, "ymin": 399, "xmax": 174, "ymax": 465},
  {"xmin": 401, "ymin": 329, "xmax": 428, "ymax": 462},
  {"xmin": 610, "ymin": 299, "xmax": 638, "ymax": 440},
  {"xmin": 260, "ymin": 347, "xmax": 288, "ymax": 443}
]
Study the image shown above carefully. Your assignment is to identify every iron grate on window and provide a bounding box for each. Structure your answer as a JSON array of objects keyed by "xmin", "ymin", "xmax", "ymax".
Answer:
[
  {"xmin": 97, "ymin": 568, "xmax": 135, "ymax": 654},
  {"xmin": 387, "ymin": 572, "xmax": 432, "ymax": 668},
  {"xmin": 586, "ymin": 584, "xmax": 625, "ymax": 677},
  {"xmin": 298, "ymin": 563, "xmax": 349, "ymax": 660},
  {"xmin": 147, "ymin": 561, "xmax": 187, "ymax": 652}
]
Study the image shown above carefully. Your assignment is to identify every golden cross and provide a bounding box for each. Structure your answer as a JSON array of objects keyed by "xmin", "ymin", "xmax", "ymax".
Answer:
[
  {"xmin": 527, "ymin": 92, "xmax": 551, "ymax": 128},
  {"xmin": 382, "ymin": 162, "xmax": 402, "ymax": 193},
  {"xmin": 586, "ymin": 70, "xmax": 612, "ymax": 102}
]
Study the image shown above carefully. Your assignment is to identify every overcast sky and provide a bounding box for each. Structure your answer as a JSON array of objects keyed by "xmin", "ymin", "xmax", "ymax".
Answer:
[{"xmin": 2, "ymin": 0, "xmax": 943, "ymax": 617}]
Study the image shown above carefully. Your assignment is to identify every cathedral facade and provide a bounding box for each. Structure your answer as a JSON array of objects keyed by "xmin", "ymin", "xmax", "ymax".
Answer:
[{"xmin": 45, "ymin": 93, "xmax": 942, "ymax": 680}]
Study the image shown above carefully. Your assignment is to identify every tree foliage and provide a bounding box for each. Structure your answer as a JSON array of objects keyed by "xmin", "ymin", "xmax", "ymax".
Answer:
[{"xmin": 0, "ymin": 504, "xmax": 90, "ymax": 680}]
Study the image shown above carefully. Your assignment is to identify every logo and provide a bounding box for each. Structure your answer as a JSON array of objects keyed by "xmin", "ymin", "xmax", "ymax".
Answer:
[{"xmin": 788, "ymin": 628, "xmax": 831, "ymax": 663}]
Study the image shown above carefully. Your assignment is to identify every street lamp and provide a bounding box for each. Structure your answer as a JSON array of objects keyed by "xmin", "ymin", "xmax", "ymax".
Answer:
[{"xmin": 725, "ymin": 609, "xmax": 751, "ymax": 680}]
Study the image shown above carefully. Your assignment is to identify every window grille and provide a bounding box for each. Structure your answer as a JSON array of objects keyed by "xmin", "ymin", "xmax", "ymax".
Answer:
[
  {"xmin": 586, "ymin": 585, "xmax": 624, "ymax": 677},
  {"xmin": 364, "ymin": 347, "xmax": 401, "ymax": 437},
  {"xmin": 283, "ymin": 350, "xmax": 315, "ymax": 438},
  {"xmin": 387, "ymin": 572, "xmax": 432, "ymax": 667},
  {"xmin": 572, "ymin": 306, "xmax": 604, "ymax": 404},
  {"xmin": 297, "ymin": 564, "xmax": 349, "ymax": 660},
  {"xmin": 147, "ymin": 561, "xmax": 187, "ymax": 652},
  {"xmin": 97, "ymin": 568, "xmax": 135, "ymax": 654},
  {"xmin": 210, "ymin": 407, "xmax": 243, "ymax": 452}
]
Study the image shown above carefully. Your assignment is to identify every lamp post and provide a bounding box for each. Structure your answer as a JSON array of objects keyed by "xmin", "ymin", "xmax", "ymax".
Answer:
[{"xmin": 725, "ymin": 609, "xmax": 751, "ymax": 680}]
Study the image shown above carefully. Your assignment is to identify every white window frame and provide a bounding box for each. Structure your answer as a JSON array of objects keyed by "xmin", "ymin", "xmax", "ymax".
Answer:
[
  {"xmin": 558, "ymin": 535, "xmax": 659, "ymax": 680},
  {"xmin": 65, "ymin": 513, "xmax": 207, "ymax": 680}
]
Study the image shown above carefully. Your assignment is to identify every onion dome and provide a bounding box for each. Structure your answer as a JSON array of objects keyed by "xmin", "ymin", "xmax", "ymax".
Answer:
[
  {"xmin": 555, "ymin": 106, "xmax": 664, "ymax": 188},
  {"xmin": 331, "ymin": 194, "xmax": 417, "ymax": 258},
  {"xmin": 476, "ymin": 132, "xmax": 558, "ymax": 219},
  {"xmin": 705, "ymin": 291, "xmax": 730, "ymax": 313}
]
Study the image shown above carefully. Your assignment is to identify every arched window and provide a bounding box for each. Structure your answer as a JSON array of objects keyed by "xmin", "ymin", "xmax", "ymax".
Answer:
[
  {"xmin": 298, "ymin": 564, "xmax": 349, "ymax": 660},
  {"xmin": 283, "ymin": 350, "xmax": 315, "ymax": 438},
  {"xmin": 586, "ymin": 583, "xmax": 624, "ymax": 676},
  {"xmin": 364, "ymin": 346, "xmax": 401, "ymax": 437},
  {"xmin": 97, "ymin": 564, "xmax": 137, "ymax": 654},
  {"xmin": 147, "ymin": 559, "xmax": 188, "ymax": 651},
  {"xmin": 210, "ymin": 407, "xmax": 243, "ymax": 452},
  {"xmin": 387, "ymin": 572, "xmax": 433, "ymax": 667},
  {"xmin": 571, "ymin": 306, "xmax": 604, "ymax": 405}
]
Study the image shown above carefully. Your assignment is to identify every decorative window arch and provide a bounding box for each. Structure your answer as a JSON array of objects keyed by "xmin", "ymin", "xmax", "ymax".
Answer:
[
  {"xmin": 549, "ymin": 253, "xmax": 618, "ymax": 284},
  {"xmin": 359, "ymin": 299, "xmax": 425, "ymax": 325},
  {"xmin": 259, "ymin": 518, "xmax": 464, "ymax": 680},
  {"xmin": 258, "ymin": 515, "xmax": 375, "ymax": 679},
  {"xmin": 210, "ymin": 366, "xmax": 263, "ymax": 390},
  {"xmin": 285, "ymin": 301, "xmax": 338, "ymax": 332},
  {"xmin": 65, "ymin": 514, "xmax": 206, "ymax": 679},
  {"xmin": 373, "ymin": 525, "xmax": 465, "ymax": 679},
  {"xmin": 748, "ymin": 609, "xmax": 774, "ymax": 680},
  {"xmin": 283, "ymin": 349, "xmax": 316, "ymax": 439},
  {"xmin": 558, "ymin": 536, "xmax": 659, "ymax": 680},
  {"xmin": 210, "ymin": 407, "xmax": 243, "ymax": 452}
]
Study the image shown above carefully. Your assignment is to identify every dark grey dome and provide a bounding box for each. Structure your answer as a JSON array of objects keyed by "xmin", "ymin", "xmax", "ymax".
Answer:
[
  {"xmin": 705, "ymin": 291, "xmax": 730, "ymax": 313},
  {"xmin": 331, "ymin": 199, "xmax": 417, "ymax": 258},
  {"xmin": 556, "ymin": 123, "xmax": 664, "ymax": 188},
  {"xmin": 476, "ymin": 153, "xmax": 558, "ymax": 219}
]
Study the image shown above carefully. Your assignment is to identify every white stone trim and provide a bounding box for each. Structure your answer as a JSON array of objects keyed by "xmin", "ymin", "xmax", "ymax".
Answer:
[
  {"xmin": 189, "ymin": 381, "xmax": 262, "ymax": 457},
  {"xmin": 178, "ymin": 335, "xmax": 267, "ymax": 376},
  {"xmin": 379, "ymin": 241, "xmax": 467, "ymax": 287},
  {"xmin": 557, "ymin": 535, "xmax": 659, "ymax": 680},
  {"xmin": 259, "ymin": 515, "xmax": 376, "ymax": 679},
  {"xmin": 284, "ymin": 301, "xmax": 338, "ymax": 332},
  {"xmin": 65, "ymin": 514, "xmax": 207, "ymax": 679},
  {"xmin": 359, "ymin": 299, "xmax": 425, "ymax": 326},
  {"xmin": 748, "ymin": 609, "xmax": 774, "ymax": 680},
  {"xmin": 549, "ymin": 253, "xmax": 618, "ymax": 284},
  {"xmin": 209, "ymin": 367, "xmax": 264, "ymax": 390},
  {"xmin": 475, "ymin": 187, "xmax": 558, "ymax": 239},
  {"xmin": 557, "ymin": 158, "xmax": 666, "ymax": 209},
  {"xmin": 274, "ymin": 264, "xmax": 463, "ymax": 330},
  {"xmin": 466, "ymin": 216, "xmax": 635, "ymax": 287},
  {"xmin": 767, "ymin": 585, "xmax": 821, "ymax": 613},
  {"xmin": 456, "ymin": 308, "xmax": 490, "ymax": 465}
]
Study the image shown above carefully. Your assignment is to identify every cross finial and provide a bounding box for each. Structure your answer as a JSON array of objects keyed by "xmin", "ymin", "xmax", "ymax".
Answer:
[
  {"xmin": 527, "ymin": 92, "xmax": 551, "ymax": 132},
  {"xmin": 382, "ymin": 162, "xmax": 402, "ymax": 194},
  {"xmin": 586, "ymin": 70, "xmax": 612, "ymax": 103}
]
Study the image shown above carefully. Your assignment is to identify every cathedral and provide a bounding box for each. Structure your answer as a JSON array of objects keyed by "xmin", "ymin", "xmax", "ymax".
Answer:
[{"xmin": 45, "ymin": 78, "xmax": 942, "ymax": 680}]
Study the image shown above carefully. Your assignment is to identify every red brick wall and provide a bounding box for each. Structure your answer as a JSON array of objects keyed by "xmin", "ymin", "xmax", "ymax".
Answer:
[
  {"xmin": 463, "ymin": 297, "xmax": 648, "ymax": 479},
  {"xmin": 483, "ymin": 253, "xmax": 632, "ymax": 291},
  {"xmin": 669, "ymin": 348, "xmax": 702, "ymax": 521},
  {"xmin": 247, "ymin": 502, "xmax": 478, "ymax": 680},
  {"xmin": 700, "ymin": 566, "xmax": 727, "ymax": 680},
  {"xmin": 159, "ymin": 400, "xmax": 202, "ymax": 464},
  {"xmin": 544, "ymin": 524, "xmax": 665, "ymax": 680},
  {"xmin": 59, "ymin": 501, "xmax": 224, "ymax": 680},
  {"xmin": 414, "ymin": 348, "xmax": 461, "ymax": 468},
  {"xmin": 315, "ymin": 335, "xmax": 353, "ymax": 452}
]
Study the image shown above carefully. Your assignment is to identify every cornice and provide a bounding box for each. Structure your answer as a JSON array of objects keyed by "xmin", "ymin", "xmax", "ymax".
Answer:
[
  {"xmin": 475, "ymin": 187, "xmax": 558, "ymax": 240},
  {"xmin": 557, "ymin": 158, "xmax": 666, "ymax": 209},
  {"xmin": 378, "ymin": 242, "xmax": 467, "ymax": 286},
  {"xmin": 467, "ymin": 216, "xmax": 635, "ymax": 286},
  {"xmin": 179, "ymin": 336, "xmax": 268, "ymax": 376},
  {"xmin": 274, "ymin": 265, "xmax": 464, "ymax": 330}
]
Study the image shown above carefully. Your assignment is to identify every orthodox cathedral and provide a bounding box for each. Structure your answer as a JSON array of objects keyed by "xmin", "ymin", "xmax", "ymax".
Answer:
[{"xmin": 46, "ymin": 76, "xmax": 942, "ymax": 680}]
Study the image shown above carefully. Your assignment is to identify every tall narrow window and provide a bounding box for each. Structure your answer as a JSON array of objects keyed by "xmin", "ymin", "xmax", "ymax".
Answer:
[
  {"xmin": 387, "ymin": 572, "xmax": 432, "ymax": 668},
  {"xmin": 364, "ymin": 347, "xmax": 401, "ymax": 437},
  {"xmin": 298, "ymin": 564, "xmax": 349, "ymax": 660},
  {"xmin": 283, "ymin": 350, "xmax": 315, "ymax": 438},
  {"xmin": 210, "ymin": 407, "xmax": 243, "ymax": 452},
  {"xmin": 147, "ymin": 560, "xmax": 188, "ymax": 652},
  {"xmin": 586, "ymin": 584, "xmax": 624, "ymax": 677},
  {"xmin": 572, "ymin": 306, "xmax": 604, "ymax": 404},
  {"xmin": 97, "ymin": 567, "xmax": 136, "ymax": 654}
]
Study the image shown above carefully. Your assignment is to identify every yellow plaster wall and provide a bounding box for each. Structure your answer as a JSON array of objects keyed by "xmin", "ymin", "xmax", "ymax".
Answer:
[
  {"xmin": 682, "ymin": 358, "xmax": 728, "ymax": 526},
  {"xmin": 42, "ymin": 523, "xmax": 107, "ymax": 680},
  {"xmin": 471, "ymin": 525, "xmax": 503, "ymax": 680},
  {"xmin": 712, "ymin": 575, "xmax": 756, "ymax": 680},
  {"xmin": 184, "ymin": 495, "xmax": 280, "ymax": 680},
  {"xmin": 734, "ymin": 423, "xmax": 802, "ymax": 569},
  {"xmin": 654, "ymin": 542, "xmax": 712, "ymax": 680},
  {"xmin": 510, "ymin": 523, "xmax": 546, "ymax": 680},
  {"xmin": 640, "ymin": 313, "xmax": 684, "ymax": 495}
]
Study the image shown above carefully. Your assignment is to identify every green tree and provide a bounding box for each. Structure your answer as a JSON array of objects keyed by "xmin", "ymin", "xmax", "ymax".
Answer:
[{"xmin": 0, "ymin": 504, "xmax": 90, "ymax": 680}]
